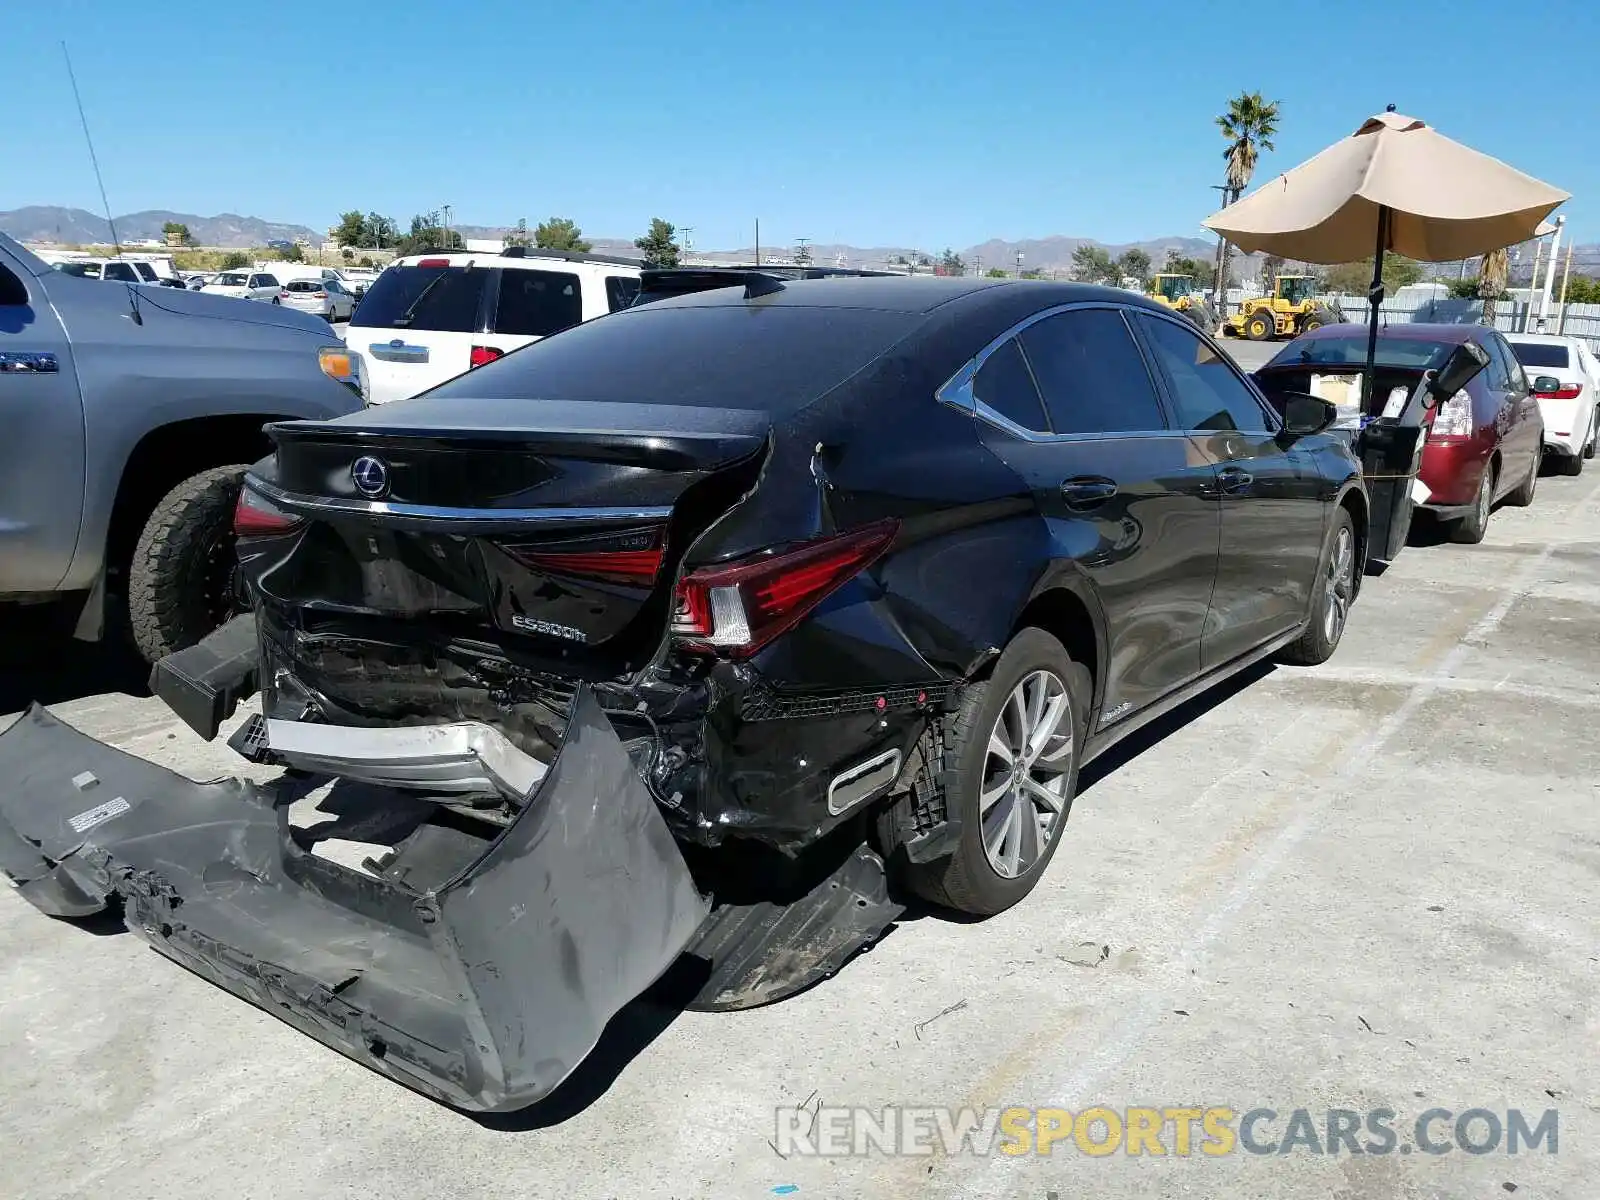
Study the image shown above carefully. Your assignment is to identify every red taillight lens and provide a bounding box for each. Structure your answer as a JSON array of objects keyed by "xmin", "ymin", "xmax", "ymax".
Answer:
[
  {"xmin": 671, "ymin": 519, "xmax": 899, "ymax": 658},
  {"xmin": 278, "ymin": 290, "xmax": 290, "ymax": 299},
  {"xmin": 470, "ymin": 345, "xmax": 505, "ymax": 367},
  {"xmin": 507, "ymin": 546, "xmax": 663, "ymax": 585},
  {"xmin": 1536, "ymin": 384, "xmax": 1583, "ymax": 399},
  {"xmin": 417, "ymin": 257, "xmax": 451, "ymax": 268},
  {"xmin": 312, "ymin": 290, "xmax": 328, "ymax": 299},
  {"xmin": 233, "ymin": 486, "xmax": 304, "ymax": 537}
]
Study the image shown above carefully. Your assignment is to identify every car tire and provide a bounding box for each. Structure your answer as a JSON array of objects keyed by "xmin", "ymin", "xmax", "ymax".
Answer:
[
  {"xmin": 1504, "ymin": 451, "xmax": 1539, "ymax": 506},
  {"xmin": 907, "ymin": 627, "xmax": 1089, "ymax": 916},
  {"xmin": 127, "ymin": 465, "xmax": 250, "ymax": 664},
  {"xmin": 1559, "ymin": 449, "xmax": 1584, "ymax": 477},
  {"xmin": 1278, "ymin": 508, "xmax": 1357, "ymax": 666},
  {"xmin": 1450, "ymin": 462, "xmax": 1496, "ymax": 544}
]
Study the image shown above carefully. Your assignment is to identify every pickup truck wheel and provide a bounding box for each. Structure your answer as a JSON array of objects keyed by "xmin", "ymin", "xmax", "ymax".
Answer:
[
  {"xmin": 906, "ymin": 628, "xmax": 1088, "ymax": 916},
  {"xmin": 127, "ymin": 466, "xmax": 250, "ymax": 664}
]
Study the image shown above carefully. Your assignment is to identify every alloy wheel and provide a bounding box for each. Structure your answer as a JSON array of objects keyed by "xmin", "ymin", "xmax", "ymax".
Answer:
[
  {"xmin": 980, "ymin": 670, "xmax": 1074, "ymax": 879},
  {"xmin": 1322, "ymin": 524, "xmax": 1355, "ymax": 644}
]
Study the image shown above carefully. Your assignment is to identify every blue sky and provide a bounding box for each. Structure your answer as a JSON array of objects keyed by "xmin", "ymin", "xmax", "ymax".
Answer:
[{"xmin": 7, "ymin": 0, "xmax": 1594, "ymax": 251}]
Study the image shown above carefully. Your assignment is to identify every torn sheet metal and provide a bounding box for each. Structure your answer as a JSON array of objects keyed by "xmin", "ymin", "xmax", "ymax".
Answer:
[{"xmin": 0, "ymin": 689, "xmax": 707, "ymax": 1113}]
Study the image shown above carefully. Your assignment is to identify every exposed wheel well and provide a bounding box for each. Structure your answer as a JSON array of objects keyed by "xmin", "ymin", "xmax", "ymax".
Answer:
[
  {"xmin": 1338, "ymin": 488, "xmax": 1368, "ymax": 596},
  {"xmin": 1011, "ymin": 587, "xmax": 1100, "ymax": 712},
  {"xmin": 105, "ymin": 415, "xmax": 278, "ymax": 578}
]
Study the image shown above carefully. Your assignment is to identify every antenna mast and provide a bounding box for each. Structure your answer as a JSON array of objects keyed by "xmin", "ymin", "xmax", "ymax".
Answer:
[{"xmin": 62, "ymin": 42, "xmax": 121, "ymax": 256}]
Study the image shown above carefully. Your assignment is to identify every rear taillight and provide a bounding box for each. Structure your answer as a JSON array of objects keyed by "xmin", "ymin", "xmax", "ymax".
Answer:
[
  {"xmin": 233, "ymin": 486, "xmax": 304, "ymax": 537},
  {"xmin": 278, "ymin": 290, "xmax": 290, "ymax": 299},
  {"xmin": 1536, "ymin": 384, "xmax": 1583, "ymax": 399},
  {"xmin": 417, "ymin": 258, "xmax": 451, "ymax": 268},
  {"xmin": 671, "ymin": 520, "xmax": 899, "ymax": 658},
  {"xmin": 1429, "ymin": 390, "xmax": 1474, "ymax": 439},
  {"xmin": 470, "ymin": 345, "xmax": 505, "ymax": 367},
  {"xmin": 312, "ymin": 290, "xmax": 328, "ymax": 299},
  {"xmin": 506, "ymin": 546, "xmax": 663, "ymax": 585}
]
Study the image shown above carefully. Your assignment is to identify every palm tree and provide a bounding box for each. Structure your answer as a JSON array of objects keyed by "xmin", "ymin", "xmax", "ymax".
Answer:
[
  {"xmin": 1479, "ymin": 247, "xmax": 1509, "ymax": 328},
  {"xmin": 1213, "ymin": 92, "xmax": 1281, "ymax": 309}
]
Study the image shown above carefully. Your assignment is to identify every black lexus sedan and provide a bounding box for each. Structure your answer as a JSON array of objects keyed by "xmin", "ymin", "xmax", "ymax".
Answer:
[
  {"xmin": 0, "ymin": 275, "xmax": 1371, "ymax": 1112},
  {"xmin": 237, "ymin": 276, "xmax": 1365, "ymax": 914}
]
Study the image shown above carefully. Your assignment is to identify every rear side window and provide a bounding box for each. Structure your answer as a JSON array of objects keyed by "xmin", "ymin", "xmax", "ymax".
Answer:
[
  {"xmin": 133, "ymin": 262, "xmax": 159, "ymax": 282},
  {"xmin": 1019, "ymin": 309, "xmax": 1166, "ymax": 434},
  {"xmin": 1138, "ymin": 314, "xmax": 1269, "ymax": 432},
  {"xmin": 352, "ymin": 265, "xmax": 488, "ymax": 332},
  {"xmin": 1482, "ymin": 335, "xmax": 1516, "ymax": 391},
  {"xmin": 495, "ymin": 269, "xmax": 582, "ymax": 337},
  {"xmin": 973, "ymin": 338, "xmax": 1049, "ymax": 432},
  {"xmin": 605, "ymin": 275, "xmax": 641, "ymax": 312},
  {"xmin": 1510, "ymin": 341, "xmax": 1569, "ymax": 369},
  {"xmin": 103, "ymin": 262, "xmax": 138, "ymax": 282}
]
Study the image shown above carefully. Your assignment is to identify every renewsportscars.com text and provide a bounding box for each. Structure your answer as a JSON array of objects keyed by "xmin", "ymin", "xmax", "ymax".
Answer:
[{"xmin": 773, "ymin": 1105, "xmax": 1559, "ymax": 1158}]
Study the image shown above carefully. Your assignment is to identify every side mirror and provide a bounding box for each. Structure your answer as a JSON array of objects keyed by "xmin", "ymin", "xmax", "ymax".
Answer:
[
  {"xmin": 1428, "ymin": 341, "xmax": 1490, "ymax": 402},
  {"xmin": 1532, "ymin": 375, "xmax": 1561, "ymax": 395},
  {"xmin": 1280, "ymin": 392, "xmax": 1338, "ymax": 437}
]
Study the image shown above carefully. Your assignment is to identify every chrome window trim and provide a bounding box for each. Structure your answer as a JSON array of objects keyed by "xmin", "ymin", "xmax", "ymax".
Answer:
[
  {"xmin": 248, "ymin": 475, "xmax": 672, "ymax": 525},
  {"xmin": 935, "ymin": 301, "xmax": 1176, "ymax": 442}
]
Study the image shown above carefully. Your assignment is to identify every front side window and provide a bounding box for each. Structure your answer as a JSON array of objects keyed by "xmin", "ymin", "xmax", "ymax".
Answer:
[
  {"xmin": 494, "ymin": 269, "xmax": 583, "ymax": 337},
  {"xmin": 1018, "ymin": 308, "xmax": 1167, "ymax": 434},
  {"xmin": 1139, "ymin": 314, "xmax": 1269, "ymax": 432},
  {"xmin": 972, "ymin": 337, "xmax": 1050, "ymax": 432},
  {"xmin": 1481, "ymin": 335, "xmax": 1514, "ymax": 391}
]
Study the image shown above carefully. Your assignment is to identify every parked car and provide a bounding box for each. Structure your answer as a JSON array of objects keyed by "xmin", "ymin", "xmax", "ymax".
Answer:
[
  {"xmin": 1255, "ymin": 323, "xmax": 1542, "ymax": 544},
  {"xmin": 0, "ymin": 277, "xmax": 1373, "ymax": 1113},
  {"xmin": 184, "ymin": 273, "xmax": 214, "ymax": 290},
  {"xmin": 1506, "ymin": 333, "xmax": 1600, "ymax": 474},
  {"xmin": 0, "ymin": 232, "xmax": 365, "ymax": 662},
  {"xmin": 52, "ymin": 257, "xmax": 176, "ymax": 286},
  {"xmin": 340, "ymin": 267, "xmax": 379, "ymax": 298},
  {"xmin": 345, "ymin": 247, "xmax": 643, "ymax": 403},
  {"xmin": 202, "ymin": 270, "xmax": 282, "ymax": 303},
  {"xmin": 280, "ymin": 276, "xmax": 356, "ymax": 322}
]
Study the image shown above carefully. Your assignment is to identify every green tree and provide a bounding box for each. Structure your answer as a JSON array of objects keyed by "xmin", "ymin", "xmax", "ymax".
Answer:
[
  {"xmin": 1071, "ymin": 244, "xmax": 1117, "ymax": 283},
  {"xmin": 634, "ymin": 218, "xmax": 681, "ymax": 268},
  {"xmin": 394, "ymin": 213, "xmax": 463, "ymax": 256},
  {"xmin": 1116, "ymin": 248, "xmax": 1151, "ymax": 286},
  {"xmin": 535, "ymin": 216, "xmax": 592, "ymax": 253},
  {"xmin": 505, "ymin": 218, "xmax": 531, "ymax": 249},
  {"xmin": 334, "ymin": 211, "xmax": 368, "ymax": 247},
  {"xmin": 279, "ymin": 242, "xmax": 305, "ymax": 263},
  {"xmin": 340, "ymin": 247, "xmax": 354, "ymax": 263},
  {"xmin": 940, "ymin": 248, "xmax": 966, "ymax": 276},
  {"xmin": 1215, "ymin": 91, "xmax": 1281, "ymax": 301},
  {"xmin": 986, "ymin": 267, "xmax": 1009, "ymax": 278},
  {"xmin": 1324, "ymin": 256, "xmax": 1423, "ymax": 295},
  {"xmin": 357, "ymin": 255, "xmax": 375, "ymax": 268},
  {"xmin": 220, "ymin": 251, "xmax": 250, "ymax": 270},
  {"xmin": 365, "ymin": 212, "xmax": 399, "ymax": 249},
  {"xmin": 1162, "ymin": 253, "xmax": 1217, "ymax": 291},
  {"xmin": 161, "ymin": 221, "xmax": 194, "ymax": 247}
]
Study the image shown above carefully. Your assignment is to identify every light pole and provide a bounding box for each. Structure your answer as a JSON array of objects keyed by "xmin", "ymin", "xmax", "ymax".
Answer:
[
  {"xmin": 1015, "ymin": 251, "xmax": 1024, "ymax": 278},
  {"xmin": 681, "ymin": 226, "xmax": 694, "ymax": 259}
]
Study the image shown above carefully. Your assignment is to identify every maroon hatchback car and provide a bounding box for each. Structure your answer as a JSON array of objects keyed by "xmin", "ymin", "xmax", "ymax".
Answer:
[{"xmin": 1255, "ymin": 324, "xmax": 1544, "ymax": 544}]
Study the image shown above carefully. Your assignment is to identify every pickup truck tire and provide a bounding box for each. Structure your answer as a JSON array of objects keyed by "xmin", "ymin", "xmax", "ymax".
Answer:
[{"xmin": 128, "ymin": 466, "xmax": 249, "ymax": 664}]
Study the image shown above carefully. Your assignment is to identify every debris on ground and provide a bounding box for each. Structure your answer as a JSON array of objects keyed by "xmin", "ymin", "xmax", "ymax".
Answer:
[{"xmin": 913, "ymin": 998, "xmax": 969, "ymax": 1040}]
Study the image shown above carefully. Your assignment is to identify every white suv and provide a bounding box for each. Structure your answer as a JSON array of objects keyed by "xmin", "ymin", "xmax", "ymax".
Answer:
[{"xmin": 346, "ymin": 248, "xmax": 643, "ymax": 404}]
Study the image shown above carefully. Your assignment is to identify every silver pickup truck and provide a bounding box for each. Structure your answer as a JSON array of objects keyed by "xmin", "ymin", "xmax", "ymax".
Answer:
[{"xmin": 0, "ymin": 233, "xmax": 365, "ymax": 661}]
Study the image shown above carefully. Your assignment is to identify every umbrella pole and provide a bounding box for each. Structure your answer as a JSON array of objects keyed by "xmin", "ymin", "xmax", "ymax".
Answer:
[{"xmin": 1363, "ymin": 205, "xmax": 1389, "ymax": 415}]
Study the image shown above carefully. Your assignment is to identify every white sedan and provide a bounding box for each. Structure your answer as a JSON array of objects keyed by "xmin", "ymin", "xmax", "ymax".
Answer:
[
  {"xmin": 1508, "ymin": 333, "xmax": 1600, "ymax": 475},
  {"xmin": 279, "ymin": 277, "xmax": 356, "ymax": 322},
  {"xmin": 201, "ymin": 271, "xmax": 282, "ymax": 303}
]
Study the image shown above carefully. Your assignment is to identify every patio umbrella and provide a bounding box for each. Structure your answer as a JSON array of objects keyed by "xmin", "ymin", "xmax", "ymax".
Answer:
[{"xmin": 1203, "ymin": 107, "xmax": 1568, "ymax": 408}]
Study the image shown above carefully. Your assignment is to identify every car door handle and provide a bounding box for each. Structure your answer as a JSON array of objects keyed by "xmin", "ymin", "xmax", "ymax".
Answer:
[
  {"xmin": 0, "ymin": 352, "xmax": 60, "ymax": 373},
  {"xmin": 1218, "ymin": 466, "xmax": 1254, "ymax": 494},
  {"xmin": 1061, "ymin": 476, "xmax": 1118, "ymax": 510}
]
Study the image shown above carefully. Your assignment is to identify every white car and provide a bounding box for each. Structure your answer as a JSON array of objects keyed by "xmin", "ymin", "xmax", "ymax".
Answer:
[
  {"xmin": 279, "ymin": 277, "xmax": 356, "ymax": 322},
  {"xmin": 201, "ymin": 271, "xmax": 282, "ymax": 303},
  {"xmin": 346, "ymin": 248, "xmax": 643, "ymax": 404},
  {"xmin": 1507, "ymin": 333, "xmax": 1600, "ymax": 475}
]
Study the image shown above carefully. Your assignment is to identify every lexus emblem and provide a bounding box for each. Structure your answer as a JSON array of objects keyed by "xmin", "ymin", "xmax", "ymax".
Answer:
[{"xmin": 351, "ymin": 455, "xmax": 390, "ymax": 499}]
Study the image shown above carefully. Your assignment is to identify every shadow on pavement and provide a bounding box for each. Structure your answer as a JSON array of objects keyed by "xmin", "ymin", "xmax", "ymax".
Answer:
[{"xmin": 0, "ymin": 609, "xmax": 150, "ymax": 715}]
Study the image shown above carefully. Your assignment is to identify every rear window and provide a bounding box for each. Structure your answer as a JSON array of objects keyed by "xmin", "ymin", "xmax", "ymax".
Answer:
[
  {"xmin": 494, "ymin": 269, "xmax": 582, "ymax": 337},
  {"xmin": 605, "ymin": 275, "xmax": 641, "ymax": 312},
  {"xmin": 217, "ymin": 273, "xmax": 248, "ymax": 286},
  {"xmin": 1278, "ymin": 335, "xmax": 1454, "ymax": 370},
  {"xmin": 1510, "ymin": 341, "xmax": 1570, "ymax": 369},
  {"xmin": 286, "ymin": 280, "xmax": 321, "ymax": 292},
  {"xmin": 352, "ymin": 265, "xmax": 487, "ymax": 332},
  {"xmin": 432, "ymin": 305, "xmax": 921, "ymax": 410}
]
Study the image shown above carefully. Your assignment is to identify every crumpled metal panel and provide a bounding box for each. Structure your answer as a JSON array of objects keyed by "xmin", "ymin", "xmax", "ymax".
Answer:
[{"xmin": 0, "ymin": 689, "xmax": 708, "ymax": 1113}]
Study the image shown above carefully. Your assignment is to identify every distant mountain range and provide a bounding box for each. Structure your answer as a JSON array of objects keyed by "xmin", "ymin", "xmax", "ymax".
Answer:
[{"xmin": 0, "ymin": 206, "xmax": 320, "ymax": 248}]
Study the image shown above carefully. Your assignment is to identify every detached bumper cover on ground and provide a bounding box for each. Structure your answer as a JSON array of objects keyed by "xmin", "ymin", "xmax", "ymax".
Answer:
[{"xmin": 0, "ymin": 691, "xmax": 708, "ymax": 1113}]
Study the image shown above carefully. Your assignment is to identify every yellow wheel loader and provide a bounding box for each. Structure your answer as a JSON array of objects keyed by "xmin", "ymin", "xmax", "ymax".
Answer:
[
  {"xmin": 1221, "ymin": 275, "xmax": 1345, "ymax": 341},
  {"xmin": 1147, "ymin": 274, "xmax": 1218, "ymax": 332}
]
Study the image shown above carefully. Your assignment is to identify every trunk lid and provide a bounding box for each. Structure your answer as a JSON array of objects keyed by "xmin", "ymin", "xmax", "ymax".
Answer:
[{"xmin": 250, "ymin": 397, "xmax": 769, "ymax": 666}]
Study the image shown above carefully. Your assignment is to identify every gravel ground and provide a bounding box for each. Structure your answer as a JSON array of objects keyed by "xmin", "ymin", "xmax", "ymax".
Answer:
[{"xmin": 2, "ymin": 409, "xmax": 1596, "ymax": 1199}]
